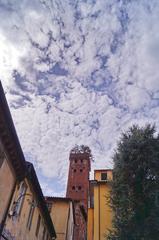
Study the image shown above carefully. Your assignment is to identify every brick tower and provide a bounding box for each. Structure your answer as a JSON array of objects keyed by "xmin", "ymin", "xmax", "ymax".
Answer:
[{"xmin": 66, "ymin": 145, "xmax": 91, "ymax": 240}]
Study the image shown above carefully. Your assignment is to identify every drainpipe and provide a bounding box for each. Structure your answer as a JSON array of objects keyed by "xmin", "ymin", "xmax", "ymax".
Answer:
[{"xmin": 0, "ymin": 180, "xmax": 17, "ymax": 236}]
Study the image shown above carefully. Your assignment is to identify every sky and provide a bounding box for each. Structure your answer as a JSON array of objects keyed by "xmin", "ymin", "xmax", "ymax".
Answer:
[{"xmin": 0, "ymin": 0, "xmax": 159, "ymax": 196}]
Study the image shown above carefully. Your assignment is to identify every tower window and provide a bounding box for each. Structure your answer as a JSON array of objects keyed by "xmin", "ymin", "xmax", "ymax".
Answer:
[
  {"xmin": 74, "ymin": 159, "xmax": 77, "ymax": 163},
  {"xmin": 74, "ymin": 169, "xmax": 77, "ymax": 172},
  {"xmin": 81, "ymin": 159, "xmax": 83, "ymax": 163},
  {"xmin": 80, "ymin": 169, "xmax": 83, "ymax": 173},
  {"xmin": 72, "ymin": 186, "xmax": 75, "ymax": 190},
  {"xmin": 78, "ymin": 186, "xmax": 82, "ymax": 190},
  {"xmin": 101, "ymin": 172, "xmax": 107, "ymax": 181}
]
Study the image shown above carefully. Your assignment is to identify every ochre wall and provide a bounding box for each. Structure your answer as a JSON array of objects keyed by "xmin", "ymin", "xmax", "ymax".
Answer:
[
  {"xmin": 94, "ymin": 170, "xmax": 113, "ymax": 181},
  {"xmin": 5, "ymin": 179, "xmax": 51, "ymax": 240},
  {"xmin": 0, "ymin": 158, "xmax": 15, "ymax": 223},
  {"xmin": 87, "ymin": 208, "xmax": 94, "ymax": 240},
  {"xmin": 94, "ymin": 183, "xmax": 112, "ymax": 240},
  {"xmin": 88, "ymin": 170, "xmax": 113, "ymax": 240},
  {"xmin": 49, "ymin": 200, "xmax": 70, "ymax": 240}
]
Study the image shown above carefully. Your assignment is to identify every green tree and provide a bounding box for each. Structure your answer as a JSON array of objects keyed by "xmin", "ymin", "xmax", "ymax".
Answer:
[{"xmin": 108, "ymin": 125, "xmax": 159, "ymax": 240}]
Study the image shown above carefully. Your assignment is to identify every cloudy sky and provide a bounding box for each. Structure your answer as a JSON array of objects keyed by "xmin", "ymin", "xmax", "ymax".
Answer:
[{"xmin": 0, "ymin": 0, "xmax": 159, "ymax": 196}]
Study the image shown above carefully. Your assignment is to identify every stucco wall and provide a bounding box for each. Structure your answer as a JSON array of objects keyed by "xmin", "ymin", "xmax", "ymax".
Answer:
[
  {"xmin": 88, "ymin": 170, "xmax": 113, "ymax": 240},
  {"xmin": 94, "ymin": 183, "xmax": 113, "ymax": 240},
  {"xmin": 5, "ymin": 179, "xmax": 51, "ymax": 240},
  {"xmin": 0, "ymin": 158, "xmax": 15, "ymax": 223},
  {"xmin": 94, "ymin": 170, "xmax": 113, "ymax": 181},
  {"xmin": 50, "ymin": 200, "xmax": 69, "ymax": 240},
  {"xmin": 87, "ymin": 208, "xmax": 94, "ymax": 240}
]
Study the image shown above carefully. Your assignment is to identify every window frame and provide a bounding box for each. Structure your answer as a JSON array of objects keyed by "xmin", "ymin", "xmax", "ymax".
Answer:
[
  {"xmin": 101, "ymin": 172, "xmax": 107, "ymax": 181},
  {"xmin": 46, "ymin": 202, "xmax": 52, "ymax": 212},
  {"xmin": 15, "ymin": 182, "xmax": 27, "ymax": 217},
  {"xmin": 27, "ymin": 199, "xmax": 35, "ymax": 230},
  {"xmin": 35, "ymin": 214, "xmax": 41, "ymax": 237},
  {"xmin": 42, "ymin": 226, "xmax": 46, "ymax": 240},
  {"xmin": 0, "ymin": 144, "xmax": 5, "ymax": 168}
]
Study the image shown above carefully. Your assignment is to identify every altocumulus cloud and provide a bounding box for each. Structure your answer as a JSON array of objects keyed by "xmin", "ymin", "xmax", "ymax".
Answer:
[{"xmin": 0, "ymin": 0, "xmax": 159, "ymax": 195}]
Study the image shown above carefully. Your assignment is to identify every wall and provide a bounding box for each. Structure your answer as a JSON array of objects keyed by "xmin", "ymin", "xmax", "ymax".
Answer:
[
  {"xmin": 66, "ymin": 153, "xmax": 90, "ymax": 210},
  {"xmin": 66, "ymin": 152, "xmax": 90, "ymax": 240},
  {"xmin": 94, "ymin": 170, "xmax": 113, "ymax": 181},
  {"xmin": 87, "ymin": 208, "xmax": 94, "ymax": 240},
  {"xmin": 73, "ymin": 202, "xmax": 87, "ymax": 240},
  {"xmin": 94, "ymin": 183, "xmax": 112, "ymax": 240},
  {"xmin": 66, "ymin": 201, "xmax": 74, "ymax": 240},
  {"xmin": 87, "ymin": 170, "xmax": 113, "ymax": 240},
  {"xmin": 49, "ymin": 200, "xmax": 71, "ymax": 240},
  {"xmin": 0, "ymin": 157, "xmax": 15, "ymax": 224},
  {"xmin": 5, "ymin": 179, "xmax": 51, "ymax": 240}
]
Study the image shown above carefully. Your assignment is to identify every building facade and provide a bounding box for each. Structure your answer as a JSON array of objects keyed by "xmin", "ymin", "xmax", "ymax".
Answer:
[
  {"xmin": 0, "ymin": 82, "xmax": 56, "ymax": 240},
  {"xmin": 87, "ymin": 169, "xmax": 113, "ymax": 240},
  {"xmin": 0, "ymin": 82, "xmax": 26, "ymax": 238},
  {"xmin": 66, "ymin": 146, "xmax": 91, "ymax": 240},
  {"xmin": 46, "ymin": 197, "xmax": 74, "ymax": 240},
  {"xmin": 5, "ymin": 162, "xmax": 56, "ymax": 240}
]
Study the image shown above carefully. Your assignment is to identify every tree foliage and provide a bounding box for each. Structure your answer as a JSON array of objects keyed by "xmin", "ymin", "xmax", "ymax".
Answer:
[
  {"xmin": 70, "ymin": 145, "xmax": 94, "ymax": 161},
  {"xmin": 108, "ymin": 124, "xmax": 159, "ymax": 240}
]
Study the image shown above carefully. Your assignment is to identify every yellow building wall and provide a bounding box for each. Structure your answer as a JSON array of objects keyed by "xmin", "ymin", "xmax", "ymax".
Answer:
[
  {"xmin": 88, "ymin": 170, "xmax": 113, "ymax": 240},
  {"xmin": 94, "ymin": 183, "xmax": 112, "ymax": 240},
  {"xmin": 5, "ymin": 178, "xmax": 51, "ymax": 240},
  {"xmin": 94, "ymin": 185, "xmax": 99, "ymax": 240},
  {"xmin": 94, "ymin": 170, "xmax": 113, "ymax": 181},
  {"xmin": 50, "ymin": 201, "xmax": 70, "ymax": 240},
  {"xmin": 0, "ymin": 157, "xmax": 15, "ymax": 223},
  {"xmin": 87, "ymin": 208, "xmax": 94, "ymax": 240}
]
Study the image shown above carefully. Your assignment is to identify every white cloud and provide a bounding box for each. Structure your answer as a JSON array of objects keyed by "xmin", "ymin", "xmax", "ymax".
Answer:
[{"xmin": 1, "ymin": 0, "xmax": 159, "ymax": 196}]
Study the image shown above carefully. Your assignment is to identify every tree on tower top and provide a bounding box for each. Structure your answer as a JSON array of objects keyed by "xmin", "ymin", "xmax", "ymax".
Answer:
[{"xmin": 70, "ymin": 145, "xmax": 93, "ymax": 161}]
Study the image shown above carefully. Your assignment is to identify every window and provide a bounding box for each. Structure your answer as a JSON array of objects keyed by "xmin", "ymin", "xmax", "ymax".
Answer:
[
  {"xmin": 74, "ymin": 169, "xmax": 77, "ymax": 173},
  {"xmin": 101, "ymin": 172, "xmax": 107, "ymax": 181},
  {"xmin": 27, "ymin": 200, "xmax": 35, "ymax": 230},
  {"xmin": 15, "ymin": 182, "xmax": 27, "ymax": 216},
  {"xmin": 81, "ymin": 159, "xmax": 83, "ymax": 163},
  {"xmin": 0, "ymin": 146, "xmax": 5, "ymax": 168},
  {"xmin": 46, "ymin": 202, "xmax": 52, "ymax": 212},
  {"xmin": 72, "ymin": 186, "xmax": 75, "ymax": 190},
  {"xmin": 42, "ymin": 226, "xmax": 46, "ymax": 240},
  {"xmin": 36, "ymin": 214, "xmax": 41, "ymax": 237},
  {"xmin": 78, "ymin": 186, "xmax": 81, "ymax": 190},
  {"xmin": 74, "ymin": 159, "xmax": 77, "ymax": 163},
  {"xmin": 80, "ymin": 169, "xmax": 83, "ymax": 173}
]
